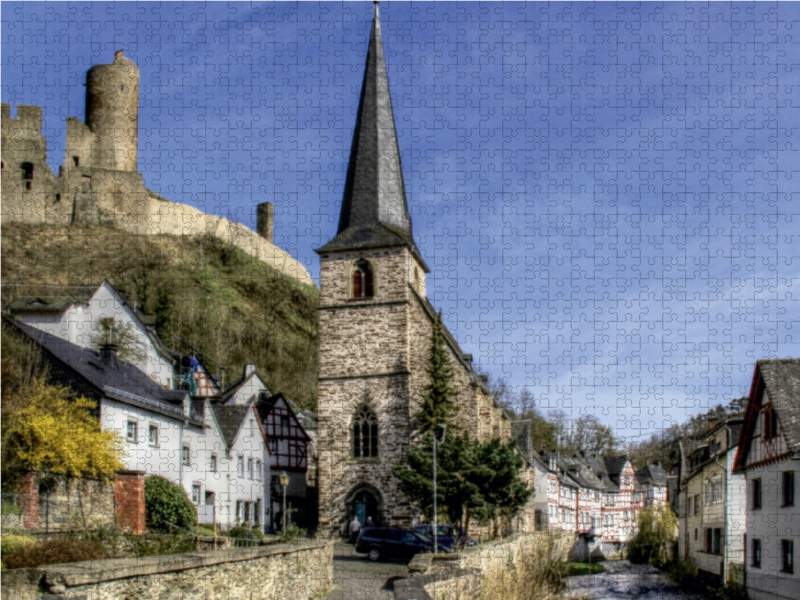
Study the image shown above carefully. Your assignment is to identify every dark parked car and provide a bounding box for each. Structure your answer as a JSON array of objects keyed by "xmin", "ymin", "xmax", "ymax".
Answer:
[
  {"xmin": 355, "ymin": 527, "xmax": 452, "ymax": 561},
  {"xmin": 412, "ymin": 524, "xmax": 476, "ymax": 549}
]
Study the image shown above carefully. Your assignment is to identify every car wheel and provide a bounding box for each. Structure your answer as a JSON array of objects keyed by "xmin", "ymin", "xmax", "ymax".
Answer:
[{"xmin": 368, "ymin": 547, "xmax": 381, "ymax": 562}]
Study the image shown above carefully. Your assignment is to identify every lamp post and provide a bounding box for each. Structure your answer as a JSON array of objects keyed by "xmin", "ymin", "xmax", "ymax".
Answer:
[
  {"xmin": 433, "ymin": 423, "xmax": 446, "ymax": 554},
  {"xmin": 279, "ymin": 470, "xmax": 289, "ymax": 532}
]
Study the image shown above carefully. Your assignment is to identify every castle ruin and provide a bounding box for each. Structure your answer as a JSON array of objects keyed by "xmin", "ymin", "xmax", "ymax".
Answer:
[{"xmin": 1, "ymin": 51, "xmax": 313, "ymax": 287}]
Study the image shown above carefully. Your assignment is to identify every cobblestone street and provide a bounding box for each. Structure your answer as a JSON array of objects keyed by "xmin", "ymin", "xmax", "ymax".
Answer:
[{"xmin": 325, "ymin": 543, "xmax": 409, "ymax": 600}]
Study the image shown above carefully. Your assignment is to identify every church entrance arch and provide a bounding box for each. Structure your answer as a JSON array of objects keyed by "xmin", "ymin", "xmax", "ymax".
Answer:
[{"xmin": 345, "ymin": 483, "xmax": 384, "ymax": 528}]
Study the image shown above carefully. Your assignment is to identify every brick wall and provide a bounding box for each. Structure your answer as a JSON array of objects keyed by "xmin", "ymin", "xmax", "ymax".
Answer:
[{"xmin": 114, "ymin": 470, "xmax": 145, "ymax": 535}]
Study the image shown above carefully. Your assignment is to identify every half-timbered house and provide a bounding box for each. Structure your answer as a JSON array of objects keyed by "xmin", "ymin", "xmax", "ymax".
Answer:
[{"xmin": 734, "ymin": 359, "xmax": 800, "ymax": 600}]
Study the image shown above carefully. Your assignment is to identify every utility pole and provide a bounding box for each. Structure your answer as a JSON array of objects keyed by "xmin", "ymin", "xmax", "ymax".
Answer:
[{"xmin": 433, "ymin": 423, "xmax": 446, "ymax": 554}]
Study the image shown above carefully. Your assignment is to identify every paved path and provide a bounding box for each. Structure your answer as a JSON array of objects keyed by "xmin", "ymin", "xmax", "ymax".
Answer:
[{"xmin": 325, "ymin": 542, "xmax": 409, "ymax": 600}]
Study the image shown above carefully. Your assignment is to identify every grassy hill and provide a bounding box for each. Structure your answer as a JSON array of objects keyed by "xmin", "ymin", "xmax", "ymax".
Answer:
[{"xmin": 1, "ymin": 223, "xmax": 319, "ymax": 409}]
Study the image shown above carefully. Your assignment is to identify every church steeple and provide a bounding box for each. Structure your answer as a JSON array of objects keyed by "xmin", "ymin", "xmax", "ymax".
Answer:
[{"xmin": 317, "ymin": 2, "xmax": 427, "ymax": 270}]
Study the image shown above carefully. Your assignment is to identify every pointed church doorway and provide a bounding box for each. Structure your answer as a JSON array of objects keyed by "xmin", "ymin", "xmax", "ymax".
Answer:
[{"xmin": 345, "ymin": 483, "xmax": 383, "ymax": 527}]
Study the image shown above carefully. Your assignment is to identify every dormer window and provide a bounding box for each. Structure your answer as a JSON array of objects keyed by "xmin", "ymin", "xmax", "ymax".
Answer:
[{"xmin": 352, "ymin": 260, "xmax": 374, "ymax": 299}]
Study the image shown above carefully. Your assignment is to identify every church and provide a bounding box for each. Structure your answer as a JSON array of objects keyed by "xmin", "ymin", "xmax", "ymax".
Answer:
[{"xmin": 314, "ymin": 3, "xmax": 536, "ymax": 538}]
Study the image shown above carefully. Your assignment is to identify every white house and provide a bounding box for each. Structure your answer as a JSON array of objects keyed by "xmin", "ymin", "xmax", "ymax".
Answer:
[
  {"xmin": 677, "ymin": 414, "xmax": 746, "ymax": 584},
  {"xmin": 733, "ymin": 359, "xmax": 800, "ymax": 600},
  {"xmin": 7, "ymin": 281, "xmax": 176, "ymax": 388},
  {"xmin": 6, "ymin": 317, "xmax": 269, "ymax": 531}
]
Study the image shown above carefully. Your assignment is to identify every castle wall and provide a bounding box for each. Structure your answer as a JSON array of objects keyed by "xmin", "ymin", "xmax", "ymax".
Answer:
[{"xmin": 0, "ymin": 102, "xmax": 313, "ymax": 287}]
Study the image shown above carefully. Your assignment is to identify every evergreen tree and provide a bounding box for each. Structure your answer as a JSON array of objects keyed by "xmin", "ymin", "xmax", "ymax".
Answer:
[{"xmin": 415, "ymin": 311, "xmax": 457, "ymax": 434}]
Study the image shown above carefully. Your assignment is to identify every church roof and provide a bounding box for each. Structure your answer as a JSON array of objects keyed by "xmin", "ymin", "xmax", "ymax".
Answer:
[{"xmin": 316, "ymin": 3, "xmax": 428, "ymax": 271}]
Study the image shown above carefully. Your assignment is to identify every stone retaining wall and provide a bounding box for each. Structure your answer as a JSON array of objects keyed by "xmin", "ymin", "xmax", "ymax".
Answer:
[
  {"xmin": 395, "ymin": 532, "xmax": 574, "ymax": 600},
  {"xmin": 0, "ymin": 540, "xmax": 334, "ymax": 600}
]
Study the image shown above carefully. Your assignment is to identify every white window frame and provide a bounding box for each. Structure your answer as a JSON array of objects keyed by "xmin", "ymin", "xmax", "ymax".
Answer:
[
  {"xmin": 209, "ymin": 453, "xmax": 217, "ymax": 473},
  {"xmin": 182, "ymin": 445, "xmax": 191, "ymax": 467},
  {"xmin": 191, "ymin": 484, "xmax": 201, "ymax": 504},
  {"xmin": 126, "ymin": 421, "xmax": 138, "ymax": 443},
  {"xmin": 248, "ymin": 458, "xmax": 254, "ymax": 480},
  {"xmin": 237, "ymin": 455, "xmax": 244, "ymax": 478},
  {"xmin": 148, "ymin": 424, "xmax": 159, "ymax": 447}
]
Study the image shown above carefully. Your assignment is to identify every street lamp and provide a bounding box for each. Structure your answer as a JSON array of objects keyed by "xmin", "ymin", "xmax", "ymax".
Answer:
[
  {"xmin": 279, "ymin": 470, "xmax": 289, "ymax": 532},
  {"xmin": 433, "ymin": 423, "xmax": 446, "ymax": 554}
]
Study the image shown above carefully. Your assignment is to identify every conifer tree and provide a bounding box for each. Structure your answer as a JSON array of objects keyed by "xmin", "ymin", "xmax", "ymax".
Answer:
[{"xmin": 416, "ymin": 311, "xmax": 457, "ymax": 433}]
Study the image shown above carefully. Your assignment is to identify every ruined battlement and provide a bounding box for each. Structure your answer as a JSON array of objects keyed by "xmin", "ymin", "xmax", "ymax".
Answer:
[{"xmin": 0, "ymin": 56, "xmax": 313, "ymax": 287}]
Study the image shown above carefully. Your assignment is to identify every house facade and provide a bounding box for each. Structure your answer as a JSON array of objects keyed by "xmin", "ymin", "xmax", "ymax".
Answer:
[
  {"xmin": 5, "ymin": 317, "xmax": 269, "ymax": 530},
  {"xmin": 676, "ymin": 414, "xmax": 746, "ymax": 584},
  {"xmin": 733, "ymin": 359, "xmax": 800, "ymax": 600},
  {"xmin": 314, "ymin": 3, "xmax": 533, "ymax": 538}
]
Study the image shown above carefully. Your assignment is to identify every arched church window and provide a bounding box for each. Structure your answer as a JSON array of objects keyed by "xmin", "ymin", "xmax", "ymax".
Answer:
[
  {"xmin": 352, "ymin": 259, "xmax": 374, "ymax": 299},
  {"xmin": 352, "ymin": 405, "xmax": 378, "ymax": 458}
]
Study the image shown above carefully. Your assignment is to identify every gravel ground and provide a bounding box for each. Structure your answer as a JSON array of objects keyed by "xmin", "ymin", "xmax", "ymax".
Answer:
[{"xmin": 563, "ymin": 560, "xmax": 711, "ymax": 600}]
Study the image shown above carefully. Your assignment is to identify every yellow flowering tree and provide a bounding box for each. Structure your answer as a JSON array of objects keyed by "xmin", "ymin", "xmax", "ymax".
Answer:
[{"xmin": 2, "ymin": 380, "xmax": 124, "ymax": 482}]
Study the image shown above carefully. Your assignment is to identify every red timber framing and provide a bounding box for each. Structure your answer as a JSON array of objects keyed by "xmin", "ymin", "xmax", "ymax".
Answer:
[
  {"xmin": 257, "ymin": 393, "xmax": 310, "ymax": 472},
  {"xmin": 734, "ymin": 362, "xmax": 790, "ymax": 472}
]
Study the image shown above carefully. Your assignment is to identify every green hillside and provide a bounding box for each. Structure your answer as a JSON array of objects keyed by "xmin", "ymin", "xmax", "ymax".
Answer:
[{"xmin": 1, "ymin": 223, "xmax": 319, "ymax": 409}]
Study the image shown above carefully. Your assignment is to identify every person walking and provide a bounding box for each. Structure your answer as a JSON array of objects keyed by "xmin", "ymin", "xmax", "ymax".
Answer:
[
  {"xmin": 364, "ymin": 516, "xmax": 374, "ymax": 529},
  {"xmin": 349, "ymin": 515, "xmax": 361, "ymax": 544}
]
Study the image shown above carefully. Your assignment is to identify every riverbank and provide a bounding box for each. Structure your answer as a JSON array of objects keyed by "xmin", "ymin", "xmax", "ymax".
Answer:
[{"xmin": 562, "ymin": 560, "xmax": 710, "ymax": 600}]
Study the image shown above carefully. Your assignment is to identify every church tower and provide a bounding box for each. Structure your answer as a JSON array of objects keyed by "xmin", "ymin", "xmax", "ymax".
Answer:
[{"xmin": 315, "ymin": 2, "xmax": 431, "ymax": 537}]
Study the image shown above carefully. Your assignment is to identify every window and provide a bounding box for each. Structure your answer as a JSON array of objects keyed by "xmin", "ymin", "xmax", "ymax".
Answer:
[
  {"xmin": 352, "ymin": 405, "xmax": 378, "ymax": 458},
  {"xmin": 269, "ymin": 438, "xmax": 278, "ymax": 454},
  {"xmin": 21, "ymin": 162, "xmax": 34, "ymax": 180},
  {"xmin": 711, "ymin": 481, "xmax": 722, "ymax": 504},
  {"xmin": 182, "ymin": 445, "xmax": 191, "ymax": 467},
  {"xmin": 352, "ymin": 259, "xmax": 374, "ymax": 299},
  {"xmin": 236, "ymin": 500, "xmax": 243, "ymax": 523},
  {"xmin": 687, "ymin": 496, "xmax": 693, "ymax": 516},
  {"xmin": 705, "ymin": 529, "xmax": 713, "ymax": 553},
  {"xmin": 752, "ymin": 538, "xmax": 761, "ymax": 568},
  {"xmin": 782, "ymin": 539, "xmax": 794, "ymax": 574},
  {"xmin": 783, "ymin": 471, "xmax": 795, "ymax": 507},
  {"xmin": 763, "ymin": 405, "xmax": 778, "ymax": 440},
  {"xmin": 714, "ymin": 529, "xmax": 722, "ymax": 555},
  {"xmin": 694, "ymin": 494, "xmax": 700, "ymax": 515},
  {"xmin": 624, "ymin": 476, "xmax": 631, "ymax": 485},
  {"xmin": 191, "ymin": 484, "xmax": 201, "ymax": 504},
  {"xmin": 256, "ymin": 460, "xmax": 262, "ymax": 481},
  {"xmin": 148, "ymin": 424, "xmax": 159, "ymax": 447},
  {"xmin": 126, "ymin": 421, "xmax": 138, "ymax": 443},
  {"xmin": 237, "ymin": 455, "xmax": 244, "ymax": 477},
  {"xmin": 72, "ymin": 156, "xmax": 80, "ymax": 167},
  {"xmin": 248, "ymin": 458, "xmax": 254, "ymax": 480},
  {"xmin": 209, "ymin": 454, "xmax": 217, "ymax": 473},
  {"xmin": 694, "ymin": 528, "xmax": 698, "ymax": 541},
  {"xmin": 595, "ymin": 491, "xmax": 601, "ymax": 501},
  {"xmin": 752, "ymin": 478, "xmax": 762, "ymax": 510}
]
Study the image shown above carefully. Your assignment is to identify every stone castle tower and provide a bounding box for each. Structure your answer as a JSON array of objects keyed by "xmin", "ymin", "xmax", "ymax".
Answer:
[
  {"xmin": 1, "ymin": 52, "xmax": 313, "ymax": 285},
  {"xmin": 315, "ymin": 4, "xmax": 524, "ymax": 538}
]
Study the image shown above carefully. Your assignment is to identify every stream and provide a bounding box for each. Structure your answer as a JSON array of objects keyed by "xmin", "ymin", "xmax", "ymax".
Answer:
[{"xmin": 563, "ymin": 560, "xmax": 711, "ymax": 600}]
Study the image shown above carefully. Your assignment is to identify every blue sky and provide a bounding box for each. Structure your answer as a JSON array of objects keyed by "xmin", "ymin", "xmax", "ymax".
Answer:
[{"xmin": 3, "ymin": 2, "xmax": 799, "ymax": 440}]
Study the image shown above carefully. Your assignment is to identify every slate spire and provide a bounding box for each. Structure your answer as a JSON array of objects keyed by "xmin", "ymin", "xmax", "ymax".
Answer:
[{"xmin": 317, "ymin": 2, "xmax": 426, "ymax": 269}]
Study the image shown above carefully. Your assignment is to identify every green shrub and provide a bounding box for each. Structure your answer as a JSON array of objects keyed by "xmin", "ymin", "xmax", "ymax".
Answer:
[
  {"xmin": 229, "ymin": 524, "xmax": 264, "ymax": 540},
  {"xmin": 668, "ymin": 557, "xmax": 698, "ymax": 588},
  {"xmin": 1, "ymin": 533, "xmax": 36, "ymax": 558},
  {"xmin": 276, "ymin": 523, "xmax": 307, "ymax": 543},
  {"xmin": 2, "ymin": 538, "xmax": 107, "ymax": 569},
  {"xmin": 1, "ymin": 500, "xmax": 22, "ymax": 516},
  {"xmin": 144, "ymin": 476, "xmax": 197, "ymax": 533}
]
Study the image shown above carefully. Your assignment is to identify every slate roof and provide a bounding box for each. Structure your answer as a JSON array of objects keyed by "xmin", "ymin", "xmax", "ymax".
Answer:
[
  {"xmin": 604, "ymin": 456, "xmax": 629, "ymax": 476},
  {"xmin": 5, "ymin": 317, "xmax": 194, "ymax": 424},
  {"xmin": 216, "ymin": 369, "xmax": 269, "ymax": 403},
  {"xmin": 212, "ymin": 403, "xmax": 254, "ymax": 448},
  {"xmin": 636, "ymin": 464, "xmax": 668, "ymax": 486},
  {"xmin": 315, "ymin": 4, "xmax": 428, "ymax": 271},
  {"xmin": 6, "ymin": 294, "xmax": 91, "ymax": 314},
  {"xmin": 758, "ymin": 358, "xmax": 800, "ymax": 453}
]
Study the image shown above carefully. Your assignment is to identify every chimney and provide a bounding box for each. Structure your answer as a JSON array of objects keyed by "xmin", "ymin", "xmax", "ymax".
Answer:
[
  {"xmin": 244, "ymin": 364, "xmax": 257, "ymax": 378},
  {"xmin": 708, "ymin": 419, "xmax": 718, "ymax": 431},
  {"xmin": 256, "ymin": 202, "xmax": 274, "ymax": 243},
  {"xmin": 100, "ymin": 344, "xmax": 118, "ymax": 368}
]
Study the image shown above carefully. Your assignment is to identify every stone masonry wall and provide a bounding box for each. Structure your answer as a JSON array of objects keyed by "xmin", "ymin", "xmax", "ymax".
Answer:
[
  {"xmin": 317, "ymin": 243, "xmax": 529, "ymax": 538},
  {"xmin": 1, "ymin": 541, "xmax": 334, "ymax": 600},
  {"xmin": 0, "ymin": 103, "xmax": 314, "ymax": 287},
  {"xmin": 20, "ymin": 472, "xmax": 115, "ymax": 533}
]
